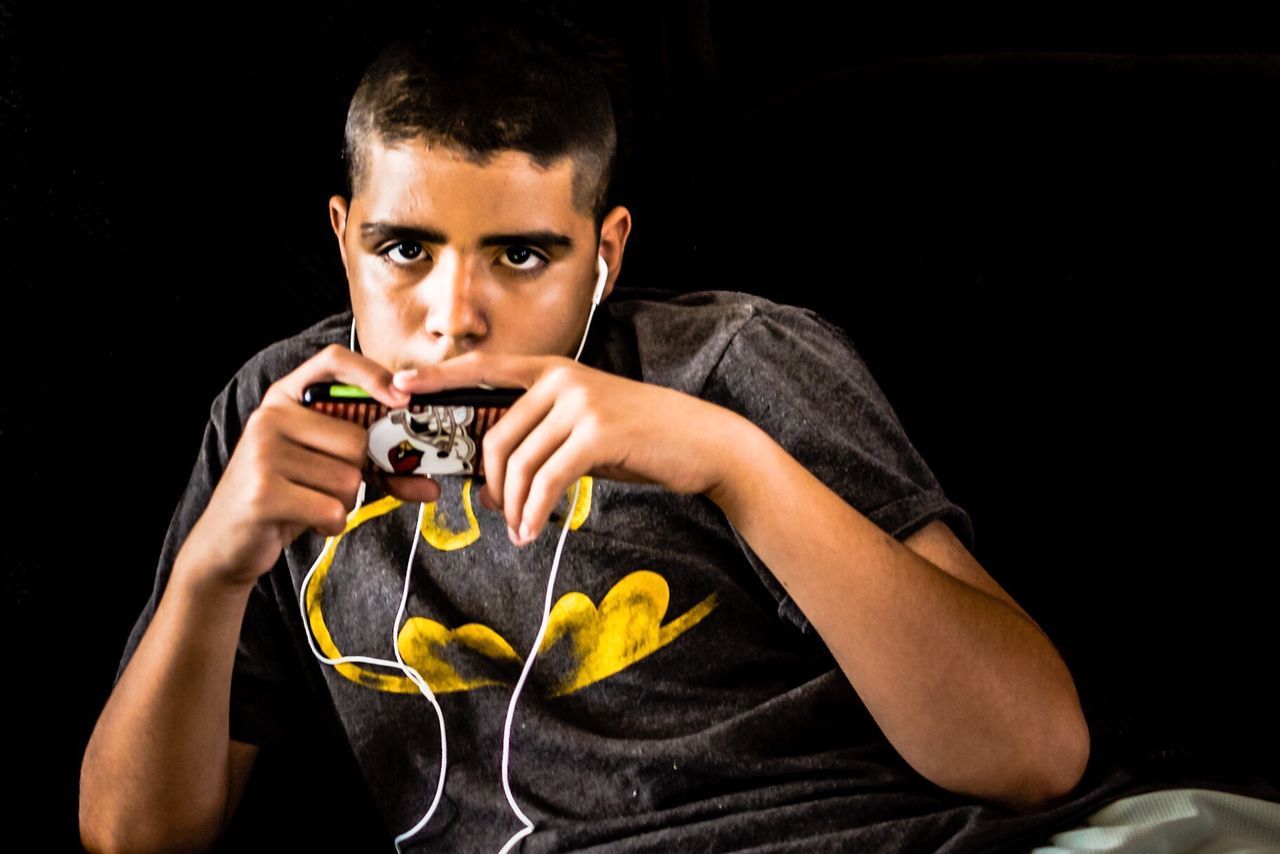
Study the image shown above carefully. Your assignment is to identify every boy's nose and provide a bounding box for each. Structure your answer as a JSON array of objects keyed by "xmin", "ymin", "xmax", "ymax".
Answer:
[{"xmin": 426, "ymin": 254, "xmax": 487, "ymax": 354}]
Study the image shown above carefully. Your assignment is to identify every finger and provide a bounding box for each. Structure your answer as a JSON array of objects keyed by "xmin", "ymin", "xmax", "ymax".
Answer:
[
  {"xmin": 391, "ymin": 350, "xmax": 565, "ymax": 395},
  {"xmin": 479, "ymin": 379, "xmax": 559, "ymax": 515},
  {"xmin": 502, "ymin": 406, "xmax": 576, "ymax": 540},
  {"xmin": 382, "ymin": 474, "xmax": 441, "ymax": 504},
  {"xmin": 263, "ymin": 472, "xmax": 353, "ymax": 539},
  {"xmin": 270, "ymin": 439, "xmax": 367, "ymax": 511},
  {"xmin": 255, "ymin": 401, "xmax": 372, "ymax": 471},
  {"xmin": 266, "ymin": 343, "xmax": 412, "ymax": 411},
  {"xmin": 368, "ymin": 463, "xmax": 443, "ymax": 505},
  {"xmin": 514, "ymin": 432, "xmax": 594, "ymax": 546}
]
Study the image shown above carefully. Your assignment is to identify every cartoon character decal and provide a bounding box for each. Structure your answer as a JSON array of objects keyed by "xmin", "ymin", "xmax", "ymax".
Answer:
[{"xmin": 368, "ymin": 405, "xmax": 483, "ymax": 478}]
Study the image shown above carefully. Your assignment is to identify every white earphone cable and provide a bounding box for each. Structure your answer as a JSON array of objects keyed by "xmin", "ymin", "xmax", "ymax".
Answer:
[
  {"xmin": 297, "ymin": 490, "xmax": 445, "ymax": 853},
  {"xmin": 497, "ymin": 476, "xmax": 580, "ymax": 854},
  {"xmin": 497, "ymin": 257, "xmax": 603, "ymax": 852}
]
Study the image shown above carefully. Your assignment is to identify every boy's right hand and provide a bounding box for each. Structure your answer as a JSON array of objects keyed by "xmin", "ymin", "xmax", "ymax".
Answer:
[{"xmin": 175, "ymin": 343, "xmax": 443, "ymax": 592}]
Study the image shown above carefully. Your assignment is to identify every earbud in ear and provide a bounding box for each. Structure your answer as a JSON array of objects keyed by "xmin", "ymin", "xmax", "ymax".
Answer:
[{"xmin": 592, "ymin": 256, "xmax": 609, "ymax": 306}]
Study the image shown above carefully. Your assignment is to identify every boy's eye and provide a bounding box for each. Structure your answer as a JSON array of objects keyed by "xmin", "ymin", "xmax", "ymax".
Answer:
[
  {"xmin": 500, "ymin": 246, "xmax": 549, "ymax": 277},
  {"xmin": 381, "ymin": 241, "xmax": 425, "ymax": 265}
]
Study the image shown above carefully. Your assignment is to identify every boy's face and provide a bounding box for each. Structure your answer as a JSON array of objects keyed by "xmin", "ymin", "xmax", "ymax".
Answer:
[{"xmin": 329, "ymin": 138, "xmax": 629, "ymax": 372}]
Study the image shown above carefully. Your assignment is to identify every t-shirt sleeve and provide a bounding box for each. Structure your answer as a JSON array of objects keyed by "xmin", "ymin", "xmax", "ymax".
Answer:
[
  {"xmin": 699, "ymin": 304, "xmax": 977, "ymax": 635},
  {"xmin": 111, "ymin": 379, "xmax": 303, "ymax": 746}
]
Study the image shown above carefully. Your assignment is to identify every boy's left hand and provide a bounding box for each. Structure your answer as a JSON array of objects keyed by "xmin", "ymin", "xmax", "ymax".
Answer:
[{"xmin": 390, "ymin": 351, "xmax": 755, "ymax": 546}]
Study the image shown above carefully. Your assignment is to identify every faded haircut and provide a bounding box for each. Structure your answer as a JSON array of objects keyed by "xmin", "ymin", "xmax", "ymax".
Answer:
[{"xmin": 342, "ymin": 1, "xmax": 620, "ymax": 231}]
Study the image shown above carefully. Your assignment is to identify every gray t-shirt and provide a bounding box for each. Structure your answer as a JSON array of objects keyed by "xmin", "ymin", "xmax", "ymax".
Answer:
[{"xmin": 119, "ymin": 287, "xmax": 1080, "ymax": 852}]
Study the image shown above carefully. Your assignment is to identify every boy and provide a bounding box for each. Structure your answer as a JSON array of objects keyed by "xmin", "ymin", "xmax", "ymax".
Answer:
[{"xmin": 81, "ymin": 4, "xmax": 1088, "ymax": 851}]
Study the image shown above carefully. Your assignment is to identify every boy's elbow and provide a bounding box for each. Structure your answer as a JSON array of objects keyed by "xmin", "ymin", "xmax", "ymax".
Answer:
[
  {"xmin": 80, "ymin": 818, "xmax": 222, "ymax": 854},
  {"xmin": 79, "ymin": 781, "xmax": 223, "ymax": 854},
  {"xmin": 1002, "ymin": 711, "xmax": 1092, "ymax": 814},
  {"xmin": 79, "ymin": 729, "xmax": 232, "ymax": 853}
]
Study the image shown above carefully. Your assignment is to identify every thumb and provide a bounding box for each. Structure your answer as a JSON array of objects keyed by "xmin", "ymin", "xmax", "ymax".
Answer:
[{"xmin": 383, "ymin": 474, "xmax": 442, "ymax": 504}]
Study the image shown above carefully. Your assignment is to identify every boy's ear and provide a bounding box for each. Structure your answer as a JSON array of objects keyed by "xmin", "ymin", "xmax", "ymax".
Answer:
[
  {"xmin": 598, "ymin": 205, "xmax": 633, "ymax": 302},
  {"xmin": 329, "ymin": 195, "xmax": 350, "ymax": 268}
]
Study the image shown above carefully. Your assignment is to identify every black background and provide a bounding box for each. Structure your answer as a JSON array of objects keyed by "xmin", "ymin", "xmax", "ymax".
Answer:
[{"xmin": 4, "ymin": 2, "xmax": 1277, "ymax": 850}]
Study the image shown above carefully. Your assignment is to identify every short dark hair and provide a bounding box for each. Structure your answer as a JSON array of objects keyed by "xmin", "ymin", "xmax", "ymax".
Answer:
[{"xmin": 342, "ymin": 2, "xmax": 619, "ymax": 232}]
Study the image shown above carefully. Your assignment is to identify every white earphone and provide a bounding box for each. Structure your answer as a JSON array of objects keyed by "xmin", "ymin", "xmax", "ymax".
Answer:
[
  {"xmin": 592, "ymin": 254, "xmax": 608, "ymax": 306},
  {"xmin": 572, "ymin": 255, "xmax": 607, "ymax": 362}
]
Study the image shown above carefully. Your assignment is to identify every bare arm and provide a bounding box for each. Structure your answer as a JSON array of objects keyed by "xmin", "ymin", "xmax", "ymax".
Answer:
[
  {"xmin": 706, "ymin": 418, "xmax": 1090, "ymax": 813},
  {"xmin": 79, "ymin": 563, "xmax": 258, "ymax": 852}
]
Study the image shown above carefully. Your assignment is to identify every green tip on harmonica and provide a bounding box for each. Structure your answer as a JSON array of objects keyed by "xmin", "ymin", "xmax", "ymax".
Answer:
[{"xmin": 330, "ymin": 384, "xmax": 372, "ymax": 399}]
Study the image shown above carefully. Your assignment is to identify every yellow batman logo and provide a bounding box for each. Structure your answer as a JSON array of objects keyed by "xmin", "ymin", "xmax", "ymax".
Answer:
[{"xmin": 303, "ymin": 476, "xmax": 718, "ymax": 697}]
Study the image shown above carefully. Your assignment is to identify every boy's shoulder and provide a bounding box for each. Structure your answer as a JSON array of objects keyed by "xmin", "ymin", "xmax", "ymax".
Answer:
[
  {"xmin": 610, "ymin": 286, "xmax": 847, "ymax": 345},
  {"xmin": 605, "ymin": 287, "xmax": 854, "ymax": 390},
  {"xmin": 608, "ymin": 286, "xmax": 814, "ymax": 320},
  {"xmin": 248, "ymin": 308, "xmax": 355, "ymax": 378}
]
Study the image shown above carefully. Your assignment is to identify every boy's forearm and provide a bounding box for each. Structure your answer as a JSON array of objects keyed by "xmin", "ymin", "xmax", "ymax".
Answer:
[
  {"xmin": 706, "ymin": 416, "xmax": 1088, "ymax": 813},
  {"xmin": 80, "ymin": 560, "xmax": 255, "ymax": 852}
]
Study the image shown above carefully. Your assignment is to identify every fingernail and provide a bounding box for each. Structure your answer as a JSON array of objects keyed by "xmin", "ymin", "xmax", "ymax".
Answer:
[
  {"xmin": 519, "ymin": 521, "xmax": 533, "ymax": 542},
  {"xmin": 393, "ymin": 369, "xmax": 416, "ymax": 387},
  {"xmin": 508, "ymin": 524, "xmax": 522, "ymax": 546}
]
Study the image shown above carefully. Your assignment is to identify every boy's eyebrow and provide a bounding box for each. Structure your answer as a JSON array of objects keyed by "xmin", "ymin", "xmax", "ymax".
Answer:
[{"xmin": 359, "ymin": 221, "xmax": 575, "ymax": 251}]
